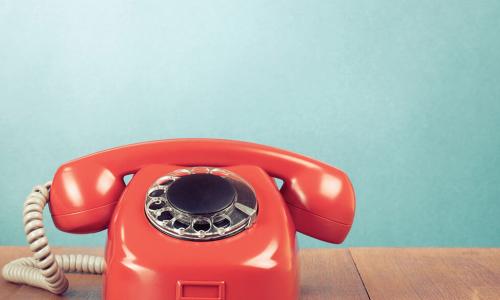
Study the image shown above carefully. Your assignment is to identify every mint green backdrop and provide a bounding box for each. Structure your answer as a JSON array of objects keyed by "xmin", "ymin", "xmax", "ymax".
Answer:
[{"xmin": 1, "ymin": 1, "xmax": 499, "ymax": 248}]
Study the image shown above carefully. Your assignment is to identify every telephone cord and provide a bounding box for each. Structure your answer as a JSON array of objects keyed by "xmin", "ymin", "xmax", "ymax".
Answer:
[{"xmin": 1, "ymin": 182, "xmax": 105, "ymax": 294}]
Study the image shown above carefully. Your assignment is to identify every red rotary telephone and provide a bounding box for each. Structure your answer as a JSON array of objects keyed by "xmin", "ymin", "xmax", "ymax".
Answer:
[{"xmin": 2, "ymin": 139, "xmax": 355, "ymax": 300}]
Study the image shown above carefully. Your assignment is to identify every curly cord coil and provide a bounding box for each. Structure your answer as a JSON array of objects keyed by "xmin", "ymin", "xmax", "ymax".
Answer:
[{"xmin": 1, "ymin": 182, "xmax": 105, "ymax": 294}]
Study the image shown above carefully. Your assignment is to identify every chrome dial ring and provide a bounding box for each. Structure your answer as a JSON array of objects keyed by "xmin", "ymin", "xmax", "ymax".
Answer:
[{"xmin": 145, "ymin": 167, "xmax": 258, "ymax": 241}]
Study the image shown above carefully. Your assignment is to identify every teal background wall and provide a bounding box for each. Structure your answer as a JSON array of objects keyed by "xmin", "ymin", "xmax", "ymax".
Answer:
[{"xmin": 1, "ymin": 1, "xmax": 499, "ymax": 248}]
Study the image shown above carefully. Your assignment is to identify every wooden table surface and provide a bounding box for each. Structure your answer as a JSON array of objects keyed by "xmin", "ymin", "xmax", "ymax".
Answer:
[{"xmin": 1, "ymin": 247, "xmax": 499, "ymax": 300}]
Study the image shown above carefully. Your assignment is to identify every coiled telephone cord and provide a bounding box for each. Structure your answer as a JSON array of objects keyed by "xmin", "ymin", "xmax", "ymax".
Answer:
[{"xmin": 1, "ymin": 182, "xmax": 105, "ymax": 294}]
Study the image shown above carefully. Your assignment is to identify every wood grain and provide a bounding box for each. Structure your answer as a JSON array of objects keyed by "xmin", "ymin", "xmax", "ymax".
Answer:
[
  {"xmin": 351, "ymin": 248, "xmax": 500, "ymax": 300},
  {"xmin": 300, "ymin": 249, "xmax": 369, "ymax": 300},
  {"xmin": 0, "ymin": 247, "xmax": 369, "ymax": 299}
]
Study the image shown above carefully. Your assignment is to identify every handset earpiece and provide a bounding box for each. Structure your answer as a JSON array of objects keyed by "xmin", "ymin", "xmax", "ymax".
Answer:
[
  {"xmin": 279, "ymin": 166, "xmax": 355, "ymax": 243},
  {"xmin": 50, "ymin": 160, "xmax": 125, "ymax": 233}
]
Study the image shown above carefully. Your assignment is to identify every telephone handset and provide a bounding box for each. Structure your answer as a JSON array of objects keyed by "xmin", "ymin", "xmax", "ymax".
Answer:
[{"xmin": 3, "ymin": 139, "xmax": 355, "ymax": 300}]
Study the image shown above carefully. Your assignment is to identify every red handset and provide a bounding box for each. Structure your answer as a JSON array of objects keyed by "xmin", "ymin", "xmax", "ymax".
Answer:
[
  {"xmin": 4, "ymin": 139, "xmax": 355, "ymax": 299},
  {"xmin": 50, "ymin": 139, "xmax": 355, "ymax": 243}
]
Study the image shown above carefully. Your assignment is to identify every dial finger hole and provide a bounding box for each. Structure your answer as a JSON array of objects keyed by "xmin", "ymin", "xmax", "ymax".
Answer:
[
  {"xmin": 157, "ymin": 210, "xmax": 173, "ymax": 221},
  {"xmin": 172, "ymin": 169, "xmax": 192, "ymax": 177},
  {"xmin": 149, "ymin": 200, "xmax": 165, "ymax": 210},
  {"xmin": 193, "ymin": 219, "xmax": 211, "ymax": 232},
  {"xmin": 210, "ymin": 168, "xmax": 229, "ymax": 177},
  {"xmin": 173, "ymin": 219, "xmax": 189, "ymax": 229},
  {"xmin": 191, "ymin": 167, "xmax": 210, "ymax": 174},
  {"xmin": 149, "ymin": 189, "xmax": 165, "ymax": 197},
  {"xmin": 158, "ymin": 179, "xmax": 174, "ymax": 186},
  {"xmin": 213, "ymin": 217, "xmax": 231, "ymax": 228}
]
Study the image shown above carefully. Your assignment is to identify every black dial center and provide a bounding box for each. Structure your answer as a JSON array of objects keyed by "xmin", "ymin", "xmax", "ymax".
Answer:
[{"xmin": 167, "ymin": 174, "xmax": 236, "ymax": 215}]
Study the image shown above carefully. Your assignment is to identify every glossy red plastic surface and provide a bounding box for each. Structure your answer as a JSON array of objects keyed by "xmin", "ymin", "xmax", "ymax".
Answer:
[
  {"xmin": 104, "ymin": 165, "xmax": 298, "ymax": 300},
  {"xmin": 50, "ymin": 162, "xmax": 125, "ymax": 233},
  {"xmin": 50, "ymin": 139, "xmax": 355, "ymax": 243},
  {"xmin": 47, "ymin": 139, "xmax": 356, "ymax": 300}
]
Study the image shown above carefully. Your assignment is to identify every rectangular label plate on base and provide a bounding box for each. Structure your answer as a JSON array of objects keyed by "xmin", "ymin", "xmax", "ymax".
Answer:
[{"xmin": 176, "ymin": 280, "xmax": 225, "ymax": 300}]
